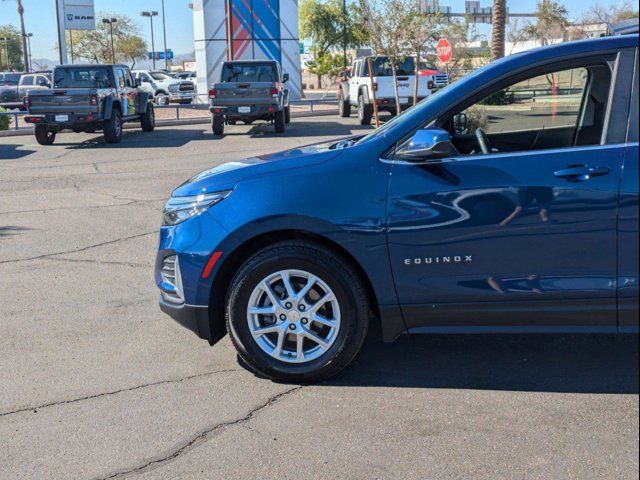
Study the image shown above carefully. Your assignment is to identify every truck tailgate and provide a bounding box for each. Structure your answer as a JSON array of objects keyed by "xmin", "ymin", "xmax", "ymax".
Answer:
[
  {"xmin": 212, "ymin": 82, "xmax": 275, "ymax": 106},
  {"xmin": 27, "ymin": 88, "xmax": 95, "ymax": 115}
]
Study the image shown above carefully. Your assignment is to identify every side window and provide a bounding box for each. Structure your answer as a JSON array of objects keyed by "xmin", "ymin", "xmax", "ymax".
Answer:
[
  {"xmin": 353, "ymin": 61, "xmax": 361, "ymax": 77},
  {"xmin": 123, "ymin": 70, "xmax": 134, "ymax": 88},
  {"xmin": 36, "ymin": 76, "xmax": 49, "ymax": 87},
  {"xmin": 116, "ymin": 69, "xmax": 125, "ymax": 89},
  {"xmin": 457, "ymin": 68, "xmax": 589, "ymax": 135},
  {"xmin": 21, "ymin": 76, "xmax": 34, "ymax": 86}
]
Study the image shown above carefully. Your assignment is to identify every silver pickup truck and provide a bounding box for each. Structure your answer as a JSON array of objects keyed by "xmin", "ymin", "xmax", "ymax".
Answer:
[
  {"xmin": 24, "ymin": 64, "xmax": 154, "ymax": 145},
  {"xmin": 208, "ymin": 60, "xmax": 290, "ymax": 135}
]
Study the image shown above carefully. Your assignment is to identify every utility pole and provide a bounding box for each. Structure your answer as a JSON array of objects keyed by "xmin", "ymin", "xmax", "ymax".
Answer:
[
  {"xmin": 102, "ymin": 18, "xmax": 118, "ymax": 63},
  {"xmin": 161, "ymin": 0, "xmax": 168, "ymax": 70},
  {"xmin": 141, "ymin": 11, "xmax": 159, "ymax": 70},
  {"xmin": 24, "ymin": 33, "xmax": 32, "ymax": 71},
  {"xmin": 342, "ymin": 0, "xmax": 348, "ymax": 69},
  {"xmin": 17, "ymin": 0, "xmax": 29, "ymax": 71}
]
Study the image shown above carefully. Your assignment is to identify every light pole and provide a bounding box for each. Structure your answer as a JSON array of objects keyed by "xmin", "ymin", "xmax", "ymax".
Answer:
[
  {"xmin": 342, "ymin": 0, "xmax": 348, "ymax": 70},
  {"xmin": 161, "ymin": 0, "xmax": 168, "ymax": 70},
  {"xmin": 102, "ymin": 18, "xmax": 118, "ymax": 63},
  {"xmin": 23, "ymin": 33, "xmax": 33, "ymax": 72},
  {"xmin": 141, "ymin": 11, "xmax": 158, "ymax": 70},
  {"xmin": 0, "ymin": 37, "xmax": 9, "ymax": 70}
]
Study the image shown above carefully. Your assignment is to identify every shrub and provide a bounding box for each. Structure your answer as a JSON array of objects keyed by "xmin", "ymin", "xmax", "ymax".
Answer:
[{"xmin": 0, "ymin": 107, "xmax": 11, "ymax": 130}]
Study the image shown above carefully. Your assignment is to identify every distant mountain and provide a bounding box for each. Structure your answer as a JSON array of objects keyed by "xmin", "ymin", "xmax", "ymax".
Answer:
[{"xmin": 29, "ymin": 52, "xmax": 195, "ymax": 71}]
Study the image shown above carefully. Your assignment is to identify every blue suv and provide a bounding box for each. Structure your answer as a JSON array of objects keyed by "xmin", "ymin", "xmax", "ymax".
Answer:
[{"xmin": 156, "ymin": 34, "xmax": 639, "ymax": 382}]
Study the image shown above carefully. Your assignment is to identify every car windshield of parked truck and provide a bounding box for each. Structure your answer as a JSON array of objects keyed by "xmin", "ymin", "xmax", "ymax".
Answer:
[
  {"xmin": 1, "ymin": 73, "xmax": 21, "ymax": 85},
  {"xmin": 150, "ymin": 72, "xmax": 173, "ymax": 81},
  {"xmin": 221, "ymin": 63, "xmax": 277, "ymax": 82},
  {"xmin": 54, "ymin": 67, "xmax": 112, "ymax": 88},
  {"xmin": 364, "ymin": 57, "xmax": 416, "ymax": 77}
]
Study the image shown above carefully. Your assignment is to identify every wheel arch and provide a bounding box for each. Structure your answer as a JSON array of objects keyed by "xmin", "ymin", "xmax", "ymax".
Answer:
[{"xmin": 207, "ymin": 229, "xmax": 382, "ymax": 345}]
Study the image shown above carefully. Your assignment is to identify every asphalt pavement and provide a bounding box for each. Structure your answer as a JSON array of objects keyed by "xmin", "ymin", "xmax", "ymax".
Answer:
[{"xmin": 0, "ymin": 118, "xmax": 638, "ymax": 480}]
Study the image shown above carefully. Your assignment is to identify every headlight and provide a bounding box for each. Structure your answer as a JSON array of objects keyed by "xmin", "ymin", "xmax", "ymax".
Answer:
[
  {"xmin": 162, "ymin": 190, "xmax": 231, "ymax": 226},
  {"xmin": 168, "ymin": 83, "xmax": 180, "ymax": 92}
]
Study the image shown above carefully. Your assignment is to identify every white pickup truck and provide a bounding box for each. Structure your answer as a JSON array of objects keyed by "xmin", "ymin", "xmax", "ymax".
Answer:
[
  {"xmin": 131, "ymin": 70, "xmax": 196, "ymax": 105},
  {"xmin": 338, "ymin": 56, "xmax": 448, "ymax": 125}
]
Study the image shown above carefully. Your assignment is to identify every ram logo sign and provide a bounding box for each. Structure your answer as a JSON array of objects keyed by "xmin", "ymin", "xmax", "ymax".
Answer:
[{"xmin": 63, "ymin": 0, "xmax": 96, "ymax": 31}]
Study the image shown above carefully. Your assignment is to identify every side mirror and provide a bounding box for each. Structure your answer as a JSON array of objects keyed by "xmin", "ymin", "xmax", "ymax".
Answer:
[
  {"xmin": 282, "ymin": 73, "xmax": 289, "ymax": 83},
  {"xmin": 396, "ymin": 127, "xmax": 456, "ymax": 162},
  {"xmin": 453, "ymin": 113, "xmax": 468, "ymax": 133}
]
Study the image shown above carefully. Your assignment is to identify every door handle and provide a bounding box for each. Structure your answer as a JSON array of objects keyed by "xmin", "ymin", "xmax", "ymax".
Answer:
[{"xmin": 554, "ymin": 164, "xmax": 610, "ymax": 181}]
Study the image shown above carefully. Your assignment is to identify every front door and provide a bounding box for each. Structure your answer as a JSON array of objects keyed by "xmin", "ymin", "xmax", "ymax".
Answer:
[{"xmin": 387, "ymin": 60, "xmax": 626, "ymax": 332}]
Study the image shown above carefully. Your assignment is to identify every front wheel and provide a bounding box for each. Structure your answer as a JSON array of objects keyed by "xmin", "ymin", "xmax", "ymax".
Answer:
[
  {"xmin": 284, "ymin": 105, "xmax": 291, "ymax": 124},
  {"xmin": 34, "ymin": 125, "xmax": 56, "ymax": 145},
  {"xmin": 225, "ymin": 241, "xmax": 370, "ymax": 382},
  {"xmin": 274, "ymin": 110, "xmax": 285, "ymax": 133},
  {"xmin": 357, "ymin": 95, "xmax": 372, "ymax": 126}
]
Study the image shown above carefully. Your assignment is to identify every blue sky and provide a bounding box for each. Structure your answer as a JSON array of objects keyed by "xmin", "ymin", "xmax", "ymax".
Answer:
[{"xmin": 0, "ymin": 0, "xmax": 622, "ymax": 61}]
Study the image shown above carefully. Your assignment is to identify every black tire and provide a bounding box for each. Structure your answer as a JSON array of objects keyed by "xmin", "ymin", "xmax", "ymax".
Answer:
[
  {"xmin": 140, "ymin": 103, "xmax": 155, "ymax": 132},
  {"xmin": 339, "ymin": 96, "xmax": 351, "ymax": 117},
  {"xmin": 284, "ymin": 105, "xmax": 291, "ymax": 124},
  {"xmin": 212, "ymin": 114, "xmax": 224, "ymax": 135},
  {"xmin": 357, "ymin": 94, "xmax": 372, "ymax": 126},
  {"xmin": 274, "ymin": 110, "xmax": 285, "ymax": 133},
  {"xmin": 34, "ymin": 125, "xmax": 55, "ymax": 145},
  {"xmin": 228, "ymin": 120, "xmax": 237, "ymax": 125},
  {"xmin": 226, "ymin": 241, "xmax": 370, "ymax": 383},
  {"xmin": 103, "ymin": 108, "xmax": 122, "ymax": 144}
]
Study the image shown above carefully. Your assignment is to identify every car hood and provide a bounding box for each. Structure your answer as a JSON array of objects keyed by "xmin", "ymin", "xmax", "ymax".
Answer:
[{"xmin": 171, "ymin": 140, "xmax": 344, "ymax": 197}]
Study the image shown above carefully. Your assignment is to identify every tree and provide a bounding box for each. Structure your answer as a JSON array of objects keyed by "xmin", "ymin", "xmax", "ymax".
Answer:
[
  {"xmin": 66, "ymin": 13, "xmax": 147, "ymax": 67},
  {"xmin": 306, "ymin": 50, "xmax": 346, "ymax": 94},
  {"xmin": 300, "ymin": 0, "xmax": 368, "ymax": 86},
  {"xmin": 403, "ymin": 1, "xmax": 442, "ymax": 104},
  {"xmin": 360, "ymin": 0, "xmax": 412, "ymax": 114},
  {"xmin": 436, "ymin": 19, "xmax": 485, "ymax": 81},
  {"xmin": 0, "ymin": 24, "xmax": 24, "ymax": 70},
  {"xmin": 582, "ymin": 0, "xmax": 638, "ymax": 24},
  {"xmin": 491, "ymin": 0, "xmax": 507, "ymax": 60},
  {"xmin": 525, "ymin": 0, "xmax": 569, "ymax": 45},
  {"xmin": 1, "ymin": 0, "xmax": 28, "ymax": 70}
]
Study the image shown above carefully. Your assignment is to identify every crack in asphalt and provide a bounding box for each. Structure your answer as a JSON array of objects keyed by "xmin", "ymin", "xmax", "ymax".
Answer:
[
  {"xmin": 0, "ymin": 230, "xmax": 157, "ymax": 265},
  {"xmin": 96, "ymin": 386, "xmax": 304, "ymax": 479},
  {"xmin": 42, "ymin": 256, "xmax": 151, "ymax": 268},
  {"xmin": 0, "ymin": 368, "xmax": 240, "ymax": 418}
]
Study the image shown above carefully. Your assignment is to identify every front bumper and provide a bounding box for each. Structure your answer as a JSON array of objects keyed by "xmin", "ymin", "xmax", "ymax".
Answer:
[
  {"xmin": 159, "ymin": 298, "xmax": 214, "ymax": 342},
  {"xmin": 209, "ymin": 104, "xmax": 280, "ymax": 120},
  {"xmin": 168, "ymin": 92, "xmax": 196, "ymax": 103}
]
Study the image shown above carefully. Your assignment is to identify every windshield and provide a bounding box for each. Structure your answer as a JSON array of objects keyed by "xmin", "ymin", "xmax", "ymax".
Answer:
[
  {"xmin": 54, "ymin": 67, "xmax": 112, "ymax": 88},
  {"xmin": 1, "ymin": 73, "xmax": 21, "ymax": 85},
  {"xmin": 364, "ymin": 57, "xmax": 416, "ymax": 77},
  {"xmin": 221, "ymin": 63, "xmax": 277, "ymax": 82},
  {"xmin": 150, "ymin": 72, "xmax": 173, "ymax": 81},
  {"xmin": 419, "ymin": 61, "xmax": 439, "ymax": 70}
]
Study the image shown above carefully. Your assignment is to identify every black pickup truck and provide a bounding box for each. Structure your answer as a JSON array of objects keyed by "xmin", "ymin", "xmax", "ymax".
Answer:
[
  {"xmin": 209, "ymin": 60, "xmax": 290, "ymax": 135},
  {"xmin": 24, "ymin": 64, "xmax": 154, "ymax": 145}
]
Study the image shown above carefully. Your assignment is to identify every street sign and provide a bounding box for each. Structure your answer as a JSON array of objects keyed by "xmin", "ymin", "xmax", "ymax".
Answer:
[
  {"xmin": 148, "ymin": 50, "xmax": 174, "ymax": 60},
  {"xmin": 63, "ymin": 0, "xmax": 96, "ymax": 30},
  {"xmin": 436, "ymin": 38, "xmax": 453, "ymax": 64}
]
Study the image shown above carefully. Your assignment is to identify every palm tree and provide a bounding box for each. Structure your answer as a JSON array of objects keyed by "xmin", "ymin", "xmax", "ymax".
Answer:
[
  {"xmin": 491, "ymin": 0, "xmax": 507, "ymax": 60},
  {"xmin": 1, "ymin": 0, "xmax": 29, "ymax": 70}
]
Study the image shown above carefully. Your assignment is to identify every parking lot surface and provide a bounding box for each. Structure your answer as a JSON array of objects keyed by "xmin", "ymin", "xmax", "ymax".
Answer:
[{"xmin": 1, "ymin": 118, "xmax": 638, "ymax": 480}]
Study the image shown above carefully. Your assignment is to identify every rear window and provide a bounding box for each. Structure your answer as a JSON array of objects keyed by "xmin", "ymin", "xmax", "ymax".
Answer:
[
  {"xmin": 1, "ymin": 73, "xmax": 21, "ymax": 85},
  {"xmin": 53, "ymin": 67, "xmax": 113, "ymax": 88},
  {"xmin": 364, "ymin": 57, "xmax": 416, "ymax": 77},
  {"xmin": 221, "ymin": 63, "xmax": 277, "ymax": 82}
]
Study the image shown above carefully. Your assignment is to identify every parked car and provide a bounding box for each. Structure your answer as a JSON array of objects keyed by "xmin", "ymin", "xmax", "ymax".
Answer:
[
  {"xmin": 418, "ymin": 61, "xmax": 449, "ymax": 89},
  {"xmin": 208, "ymin": 60, "xmax": 290, "ymax": 135},
  {"xmin": 24, "ymin": 64, "xmax": 154, "ymax": 145},
  {"xmin": 131, "ymin": 70, "xmax": 196, "ymax": 104},
  {"xmin": 156, "ymin": 32, "xmax": 639, "ymax": 382},
  {"xmin": 175, "ymin": 71, "xmax": 197, "ymax": 86},
  {"xmin": 0, "ymin": 72, "xmax": 51, "ymax": 110},
  {"xmin": 0, "ymin": 71, "xmax": 23, "ymax": 87},
  {"xmin": 337, "ymin": 55, "xmax": 441, "ymax": 124}
]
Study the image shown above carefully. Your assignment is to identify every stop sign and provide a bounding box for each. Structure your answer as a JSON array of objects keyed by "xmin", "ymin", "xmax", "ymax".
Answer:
[{"xmin": 436, "ymin": 38, "xmax": 453, "ymax": 64}]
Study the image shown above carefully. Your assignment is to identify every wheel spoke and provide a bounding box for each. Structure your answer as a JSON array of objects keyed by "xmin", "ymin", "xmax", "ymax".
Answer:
[
  {"xmin": 296, "ymin": 274, "xmax": 317, "ymax": 300},
  {"xmin": 309, "ymin": 292, "xmax": 335, "ymax": 312},
  {"xmin": 261, "ymin": 280, "xmax": 281, "ymax": 308},
  {"xmin": 296, "ymin": 335, "xmax": 305, "ymax": 361},
  {"xmin": 272, "ymin": 330, "xmax": 286, "ymax": 357},
  {"xmin": 311, "ymin": 313, "xmax": 335, "ymax": 328},
  {"xmin": 248, "ymin": 305, "xmax": 276, "ymax": 316},
  {"xmin": 280, "ymin": 272, "xmax": 296, "ymax": 300},
  {"xmin": 251, "ymin": 324, "xmax": 280, "ymax": 337},
  {"xmin": 303, "ymin": 330, "xmax": 330, "ymax": 351}
]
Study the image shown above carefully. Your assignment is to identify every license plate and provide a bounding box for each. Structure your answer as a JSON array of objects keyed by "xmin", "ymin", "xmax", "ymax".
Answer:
[
  {"xmin": 399, "ymin": 97, "xmax": 408, "ymax": 104},
  {"xmin": 55, "ymin": 114, "xmax": 69, "ymax": 122},
  {"xmin": 238, "ymin": 106, "xmax": 251, "ymax": 113}
]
